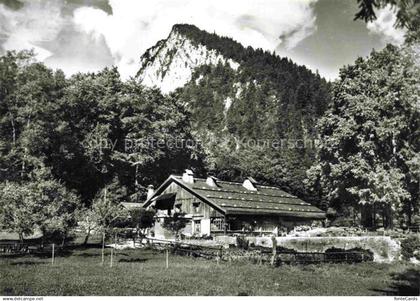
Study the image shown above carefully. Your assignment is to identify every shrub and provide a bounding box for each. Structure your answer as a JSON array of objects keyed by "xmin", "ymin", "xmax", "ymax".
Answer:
[
  {"xmin": 325, "ymin": 247, "xmax": 373, "ymax": 263},
  {"xmin": 236, "ymin": 236, "xmax": 249, "ymax": 250},
  {"xmin": 401, "ymin": 235, "xmax": 420, "ymax": 260},
  {"xmin": 162, "ymin": 212, "xmax": 187, "ymax": 240},
  {"xmin": 326, "ymin": 207, "xmax": 337, "ymax": 220},
  {"xmin": 330, "ymin": 216, "xmax": 356, "ymax": 227}
]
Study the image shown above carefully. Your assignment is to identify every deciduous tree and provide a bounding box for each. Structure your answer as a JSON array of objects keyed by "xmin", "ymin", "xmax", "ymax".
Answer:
[
  {"xmin": 129, "ymin": 208, "xmax": 156, "ymax": 245},
  {"xmin": 162, "ymin": 212, "xmax": 187, "ymax": 240},
  {"xmin": 0, "ymin": 181, "xmax": 37, "ymax": 242},
  {"xmin": 307, "ymin": 44, "xmax": 419, "ymax": 228}
]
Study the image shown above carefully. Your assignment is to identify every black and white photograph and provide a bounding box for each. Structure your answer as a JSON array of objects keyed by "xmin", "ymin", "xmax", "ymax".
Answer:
[{"xmin": 0, "ymin": 0, "xmax": 419, "ymax": 298}]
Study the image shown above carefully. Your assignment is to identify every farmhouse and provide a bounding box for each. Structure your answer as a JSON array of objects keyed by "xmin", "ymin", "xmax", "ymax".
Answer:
[{"xmin": 143, "ymin": 170, "xmax": 325, "ymax": 238}]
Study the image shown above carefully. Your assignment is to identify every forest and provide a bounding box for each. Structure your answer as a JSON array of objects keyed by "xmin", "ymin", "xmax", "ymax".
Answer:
[{"xmin": 0, "ymin": 0, "xmax": 419, "ymax": 243}]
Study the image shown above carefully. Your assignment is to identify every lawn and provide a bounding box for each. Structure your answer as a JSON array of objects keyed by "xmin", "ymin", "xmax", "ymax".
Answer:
[{"xmin": 1, "ymin": 246, "xmax": 419, "ymax": 296}]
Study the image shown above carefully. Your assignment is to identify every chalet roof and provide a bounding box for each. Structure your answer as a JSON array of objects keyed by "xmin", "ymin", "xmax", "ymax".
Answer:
[{"xmin": 144, "ymin": 175, "xmax": 325, "ymax": 219}]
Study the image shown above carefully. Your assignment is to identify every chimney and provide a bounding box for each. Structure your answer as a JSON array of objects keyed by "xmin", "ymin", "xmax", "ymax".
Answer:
[
  {"xmin": 147, "ymin": 185, "xmax": 155, "ymax": 200},
  {"xmin": 206, "ymin": 176, "xmax": 218, "ymax": 187},
  {"xmin": 243, "ymin": 177, "xmax": 257, "ymax": 191},
  {"xmin": 182, "ymin": 169, "xmax": 194, "ymax": 184}
]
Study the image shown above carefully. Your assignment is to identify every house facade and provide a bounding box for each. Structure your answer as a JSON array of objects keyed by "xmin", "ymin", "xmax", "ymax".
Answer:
[{"xmin": 143, "ymin": 170, "xmax": 325, "ymax": 239}]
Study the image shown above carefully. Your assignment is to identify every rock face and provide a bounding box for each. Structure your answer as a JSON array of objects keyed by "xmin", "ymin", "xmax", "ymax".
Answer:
[{"xmin": 137, "ymin": 27, "xmax": 239, "ymax": 94}]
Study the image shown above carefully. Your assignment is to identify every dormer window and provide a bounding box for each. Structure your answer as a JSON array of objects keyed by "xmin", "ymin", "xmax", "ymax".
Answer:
[
  {"xmin": 182, "ymin": 169, "xmax": 194, "ymax": 184},
  {"xmin": 206, "ymin": 176, "xmax": 219, "ymax": 187},
  {"xmin": 243, "ymin": 177, "xmax": 258, "ymax": 191}
]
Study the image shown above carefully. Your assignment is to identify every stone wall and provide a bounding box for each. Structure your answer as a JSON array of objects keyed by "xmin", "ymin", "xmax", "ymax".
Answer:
[
  {"xmin": 266, "ymin": 236, "xmax": 400, "ymax": 262},
  {"xmin": 215, "ymin": 235, "xmax": 401, "ymax": 263}
]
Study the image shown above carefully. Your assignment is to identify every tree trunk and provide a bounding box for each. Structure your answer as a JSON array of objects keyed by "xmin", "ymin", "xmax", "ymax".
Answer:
[
  {"xmin": 407, "ymin": 206, "xmax": 412, "ymax": 227},
  {"xmin": 19, "ymin": 232, "xmax": 24, "ymax": 244},
  {"xmin": 83, "ymin": 229, "xmax": 91, "ymax": 245},
  {"xmin": 135, "ymin": 165, "xmax": 139, "ymax": 188},
  {"xmin": 372, "ymin": 203, "xmax": 377, "ymax": 229},
  {"xmin": 138, "ymin": 229, "xmax": 144, "ymax": 245},
  {"xmin": 101, "ymin": 231, "xmax": 105, "ymax": 265},
  {"xmin": 41, "ymin": 229, "xmax": 45, "ymax": 248},
  {"xmin": 352, "ymin": 207, "xmax": 357, "ymax": 226},
  {"xmin": 10, "ymin": 115, "xmax": 16, "ymax": 145},
  {"xmin": 361, "ymin": 204, "xmax": 374, "ymax": 228},
  {"xmin": 384, "ymin": 204, "xmax": 394, "ymax": 229}
]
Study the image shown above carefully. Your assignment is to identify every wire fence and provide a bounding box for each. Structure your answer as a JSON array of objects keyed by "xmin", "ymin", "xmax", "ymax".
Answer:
[{"xmin": 0, "ymin": 237, "xmax": 374, "ymax": 266}]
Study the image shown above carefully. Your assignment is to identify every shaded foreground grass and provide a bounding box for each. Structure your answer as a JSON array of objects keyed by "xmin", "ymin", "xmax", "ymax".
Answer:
[{"xmin": 0, "ymin": 247, "xmax": 419, "ymax": 296}]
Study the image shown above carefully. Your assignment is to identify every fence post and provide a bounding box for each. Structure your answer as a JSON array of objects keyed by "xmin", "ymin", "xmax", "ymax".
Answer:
[
  {"xmin": 217, "ymin": 247, "xmax": 221, "ymax": 265},
  {"xmin": 166, "ymin": 249, "xmax": 169, "ymax": 269},
  {"xmin": 114, "ymin": 233, "xmax": 117, "ymax": 259},
  {"xmin": 51, "ymin": 243, "xmax": 55, "ymax": 265},
  {"xmin": 110, "ymin": 247, "xmax": 113, "ymax": 267},
  {"xmin": 271, "ymin": 236, "xmax": 277, "ymax": 266},
  {"xmin": 101, "ymin": 231, "xmax": 105, "ymax": 266}
]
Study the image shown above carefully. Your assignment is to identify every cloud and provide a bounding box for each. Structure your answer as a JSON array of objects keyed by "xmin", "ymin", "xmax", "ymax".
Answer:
[
  {"xmin": 73, "ymin": 0, "xmax": 318, "ymax": 79},
  {"xmin": 366, "ymin": 5, "xmax": 406, "ymax": 45},
  {"xmin": 43, "ymin": 25, "xmax": 114, "ymax": 75},
  {"xmin": 0, "ymin": 1, "xmax": 64, "ymax": 61},
  {"xmin": 0, "ymin": 0, "xmax": 317, "ymax": 79},
  {"xmin": 0, "ymin": 0, "xmax": 115, "ymax": 75}
]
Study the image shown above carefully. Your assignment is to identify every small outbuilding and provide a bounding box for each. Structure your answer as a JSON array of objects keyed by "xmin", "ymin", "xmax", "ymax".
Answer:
[{"xmin": 143, "ymin": 170, "xmax": 325, "ymax": 238}]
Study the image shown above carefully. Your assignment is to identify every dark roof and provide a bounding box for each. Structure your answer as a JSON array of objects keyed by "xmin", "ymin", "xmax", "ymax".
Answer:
[
  {"xmin": 154, "ymin": 193, "xmax": 176, "ymax": 210},
  {"xmin": 144, "ymin": 175, "xmax": 325, "ymax": 219}
]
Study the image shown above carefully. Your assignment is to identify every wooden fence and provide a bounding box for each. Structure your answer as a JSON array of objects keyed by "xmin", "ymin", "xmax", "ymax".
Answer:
[
  {"xmin": 0, "ymin": 242, "xmax": 60, "ymax": 255},
  {"xmin": 145, "ymin": 238, "xmax": 373, "ymax": 265},
  {"xmin": 1, "ymin": 238, "xmax": 374, "ymax": 265},
  {"xmin": 0, "ymin": 242, "xmax": 29, "ymax": 253}
]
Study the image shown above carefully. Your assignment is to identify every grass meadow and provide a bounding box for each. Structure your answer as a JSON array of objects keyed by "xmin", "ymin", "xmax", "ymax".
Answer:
[{"xmin": 1, "ymin": 245, "xmax": 419, "ymax": 296}]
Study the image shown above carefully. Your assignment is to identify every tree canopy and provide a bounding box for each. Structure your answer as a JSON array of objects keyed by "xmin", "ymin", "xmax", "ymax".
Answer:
[
  {"xmin": 354, "ymin": 0, "xmax": 420, "ymax": 42},
  {"xmin": 0, "ymin": 50, "xmax": 205, "ymax": 240},
  {"xmin": 307, "ymin": 44, "xmax": 419, "ymax": 228}
]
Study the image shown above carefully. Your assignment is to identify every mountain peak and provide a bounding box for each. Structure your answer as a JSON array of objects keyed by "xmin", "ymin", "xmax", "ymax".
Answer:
[
  {"xmin": 170, "ymin": 23, "xmax": 199, "ymax": 34},
  {"xmin": 136, "ymin": 24, "xmax": 240, "ymax": 94}
]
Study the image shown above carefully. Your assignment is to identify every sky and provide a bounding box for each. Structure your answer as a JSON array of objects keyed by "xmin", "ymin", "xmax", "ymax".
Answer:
[{"xmin": 0, "ymin": 0, "xmax": 406, "ymax": 80}]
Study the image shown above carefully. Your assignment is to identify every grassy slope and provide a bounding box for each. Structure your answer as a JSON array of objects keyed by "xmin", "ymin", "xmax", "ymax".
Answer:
[{"xmin": 1, "ymin": 247, "xmax": 418, "ymax": 296}]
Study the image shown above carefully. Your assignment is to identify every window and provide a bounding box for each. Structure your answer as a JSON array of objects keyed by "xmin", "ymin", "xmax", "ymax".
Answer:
[
  {"xmin": 211, "ymin": 218, "xmax": 229, "ymax": 231},
  {"xmin": 192, "ymin": 202, "xmax": 200, "ymax": 214},
  {"xmin": 194, "ymin": 222, "xmax": 201, "ymax": 234}
]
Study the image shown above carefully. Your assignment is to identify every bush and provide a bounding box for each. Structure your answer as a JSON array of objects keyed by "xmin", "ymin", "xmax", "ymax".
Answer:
[
  {"xmin": 401, "ymin": 235, "xmax": 420, "ymax": 260},
  {"xmin": 236, "ymin": 236, "xmax": 249, "ymax": 250},
  {"xmin": 325, "ymin": 247, "xmax": 373, "ymax": 263},
  {"xmin": 330, "ymin": 216, "xmax": 356, "ymax": 227},
  {"xmin": 326, "ymin": 207, "xmax": 337, "ymax": 220},
  {"xmin": 162, "ymin": 212, "xmax": 187, "ymax": 240}
]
